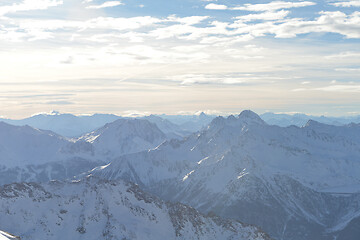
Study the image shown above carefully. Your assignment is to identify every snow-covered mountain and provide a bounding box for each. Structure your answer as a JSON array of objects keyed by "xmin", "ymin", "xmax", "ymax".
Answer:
[
  {"xmin": 261, "ymin": 112, "xmax": 360, "ymax": 127},
  {"xmin": 0, "ymin": 177, "xmax": 271, "ymax": 240},
  {"xmin": 92, "ymin": 110, "xmax": 360, "ymax": 240},
  {"xmin": 0, "ymin": 118, "xmax": 169, "ymax": 185},
  {"xmin": 0, "ymin": 121, "xmax": 102, "ymax": 185},
  {"xmin": 78, "ymin": 118, "xmax": 167, "ymax": 160},
  {"xmin": 0, "ymin": 111, "xmax": 122, "ymax": 138}
]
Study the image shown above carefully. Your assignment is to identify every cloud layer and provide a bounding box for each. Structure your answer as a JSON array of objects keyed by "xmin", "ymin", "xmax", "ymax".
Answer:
[{"xmin": 0, "ymin": 0, "xmax": 359, "ymax": 117}]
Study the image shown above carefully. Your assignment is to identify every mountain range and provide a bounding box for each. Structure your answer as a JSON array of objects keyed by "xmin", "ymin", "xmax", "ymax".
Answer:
[
  {"xmin": 0, "ymin": 110, "xmax": 360, "ymax": 239},
  {"xmin": 91, "ymin": 110, "xmax": 360, "ymax": 240}
]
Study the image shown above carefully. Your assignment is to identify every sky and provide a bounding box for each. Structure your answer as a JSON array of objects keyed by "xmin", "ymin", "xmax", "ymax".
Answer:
[{"xmin": 0, "ymin": 0, "xmax": 360, "ymax": 118}]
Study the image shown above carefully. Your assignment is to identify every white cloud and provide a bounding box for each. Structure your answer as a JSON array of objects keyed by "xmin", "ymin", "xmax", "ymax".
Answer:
[
  {"xmin": 315, "ymin": 85, "xmax": 360, "ymax": 92},
  {"xmin": 170, "ymin": 74, "xmax": 246, "ymax": 85},
  {"xmin": 0, "ymin": 0, "xmax": 63, "ymax": 16},
  {"xmin": 232, "ymin": 1, "xmax": 316, "ymax": 11},
  {"xmin": 325, "ymin": 51, "xmax": 360, "ymax": 59},
  {"xmin": 335, "ymin": 68, "xmax": 360, "ymax": 72},
  {"xmin": 331, "ymin": 1, "xmax": 360, "ymax": 7},
  {"xmin": 205, "ymin": 3, "xmax": 228, "ymax": 10},
  {"xmin": 86, "ymin": 1, "xmax": 123, "ymax": 9},
  {"xmin": 257, "ymin": 11, "xmax": 360, "ymax": 39},
  {"xmin": 166, "ymin": 15, "xmax": 209, "ymax": 25},
  {"xmin": 235, "ymin": 10, "xmax": 290, "ymax": 22}
]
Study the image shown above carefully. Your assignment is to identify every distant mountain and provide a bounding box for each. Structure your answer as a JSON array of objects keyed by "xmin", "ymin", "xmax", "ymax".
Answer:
[
  {"xmin": 141, "ymin": 115, "xmax": 191, "ymax": 139},
  {"xmin": 0, "ymin": 111, "xmax": 121, "ymax": 138},
  {"xmin": 0, "ymin": 177, "xmax": 271, "ymax": 240},
  {"xmin": 78, "ymin": 118, "xmax": 167, "ymax": 160},
  {"xmin": 92, "ymin": 110, "xmax": 360, "ymax": 240},
  {"xmin": 0, "ymin": 111, "xmax": 194, "ymax": 139},
  {"xmin": 261, "ymin": 112, "xmax": 360, "ymax": 127},
  {"xmin": 157, "ymin": 112, "xmax": 216, "ymax": 132}
]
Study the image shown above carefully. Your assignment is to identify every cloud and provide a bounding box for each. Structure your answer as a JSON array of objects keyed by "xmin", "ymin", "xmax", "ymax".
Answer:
[
  {"xmin": 325, "ymin": 51, "xmax": 360, "ymax": 59},
  {"xmin": 335, "ymin": 68, "xmax": 360, "ymax": 72},
  {"xmin": 0, "ymin": 0, "xmax": 63, "ymax": 16},
  {"xmin": 205, "ymin": 3, "xmax": 227, "ymax": 10},
  {"xmin": 232, "ymin": 1, "xmax": 316, "ymax": 11},
  {"xmin": 315, "ymin": 85, "xmax": 360, "ymax": 92},
  {"xmin": 254, "ymin": 11, "xmax": 360, "ymax": 39},
  {"xmin": 170, "ymin": 74, "xmax": 245, "ymax": 85},
  {"xmin": 60, "ymin": 56, "xmax": 74, "ymax": 64},
  {"xmin": 86, "ymin": 1, "xmax": 123, "ymax": 9},
  {"xmin": 168, "ymin": 73, "xmax": 278, "ymax": 85},
  {"xmin": 45, "ymin": 100, "xmax": 74, "ymax": 105},
  {"xmin": 235, "ymin": 10, "xmax": 290, "ymax": 22},
  {"xmin": 331, "ymin": 1, "xmax": 360, "ymax": 7}
]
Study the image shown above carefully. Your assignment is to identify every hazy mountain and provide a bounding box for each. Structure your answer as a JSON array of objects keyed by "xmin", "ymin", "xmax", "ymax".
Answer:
[
  {"xmin": 0, "ymin": 177, "xmax": 271, "ymax": 240},
  {"xmin": 0, "ymin": 118, "xmax": 168, "ymax": 185},
  {"xmin": 0, "ymin": 111, "xmax": 121, "ymax": 138},
  {"xmin": 261, "ymin": 112, "xmax": 360, "ymax": 127},
  {"xmin": 0, "ymin": 121, "xmax": 101, "ymax": 185},
  {"xmin": 0, "ymin": 111, "xmax": 194, "ymax": 139},
  {"xmin": 157, "ymin": 112, "xmax": 216, "ymax": 132},
  {"xmin": 141, "ymin": 115, "xmax": 191, "ymax": 139},
  {"xmin": 92, "ymin": 110, "xmax": 360, "ymax": 240}
]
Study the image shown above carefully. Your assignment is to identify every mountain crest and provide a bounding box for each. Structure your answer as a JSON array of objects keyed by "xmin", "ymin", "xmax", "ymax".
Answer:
[{"xmin": 238, "ymin": 110, "xmax": 265, "ymax": 125}]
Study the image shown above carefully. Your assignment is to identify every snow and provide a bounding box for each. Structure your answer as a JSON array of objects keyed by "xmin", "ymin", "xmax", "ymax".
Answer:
[
  {"xmin": 0, "ymin": 231, "xmax": 18, "ymax": 240},
  {"xmin": 182, "ymin": 170, "xmax": 195, "ymax": 181},
  {"xmin": 0, "ymin": 178, "xmax": 270, "ymax": 240}
]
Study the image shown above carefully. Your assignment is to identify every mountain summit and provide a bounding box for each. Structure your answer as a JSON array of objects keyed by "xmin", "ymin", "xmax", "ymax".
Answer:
[{"xmin": 238, "ymin": 110, "xmax": 266, "ymax": 125}]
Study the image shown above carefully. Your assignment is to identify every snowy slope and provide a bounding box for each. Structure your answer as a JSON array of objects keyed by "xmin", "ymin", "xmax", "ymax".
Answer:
[
  {"xmin": 78, "ymin": 118, "xmax": 167, "ymax": 160},
  {"xmin": 92, "ymin": 110, "xmax": 360, "ymax": 240},
  {"xmin": 0, "ymin": 177, "xmax": 271, "ymax": 240},
  {"xmin": 0, "ymin": 121, "xmax": 102, "ymax": 185}
]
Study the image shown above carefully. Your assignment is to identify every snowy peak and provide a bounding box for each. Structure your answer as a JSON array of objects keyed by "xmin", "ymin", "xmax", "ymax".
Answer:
[
  {"xmin": 97, "ymin": 118, "xmax": 166, "ymax": 142},
  {"xmin": 304, "ymin": 119, "xmax": 324, "ymax": 128},
  {"xmin": 207, "ymin": 110, "xmax": 265, "ymax": 131},
  {"xmin": 238, "ymin": 110, "xmax": 265, "ymax": 125},
  {"xmin": 81, "ymin": 118, "xmax": 167, "ymax": 158}
]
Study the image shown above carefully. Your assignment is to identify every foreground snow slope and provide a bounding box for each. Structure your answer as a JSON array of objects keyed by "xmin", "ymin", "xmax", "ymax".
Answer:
[
  {"xmin": 93, "ymin": 110, "xmax": 360, "ymax": 240},
  {"xmin": 0, "ymin": 177, "xmax": 271, "ymax": 240}
]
